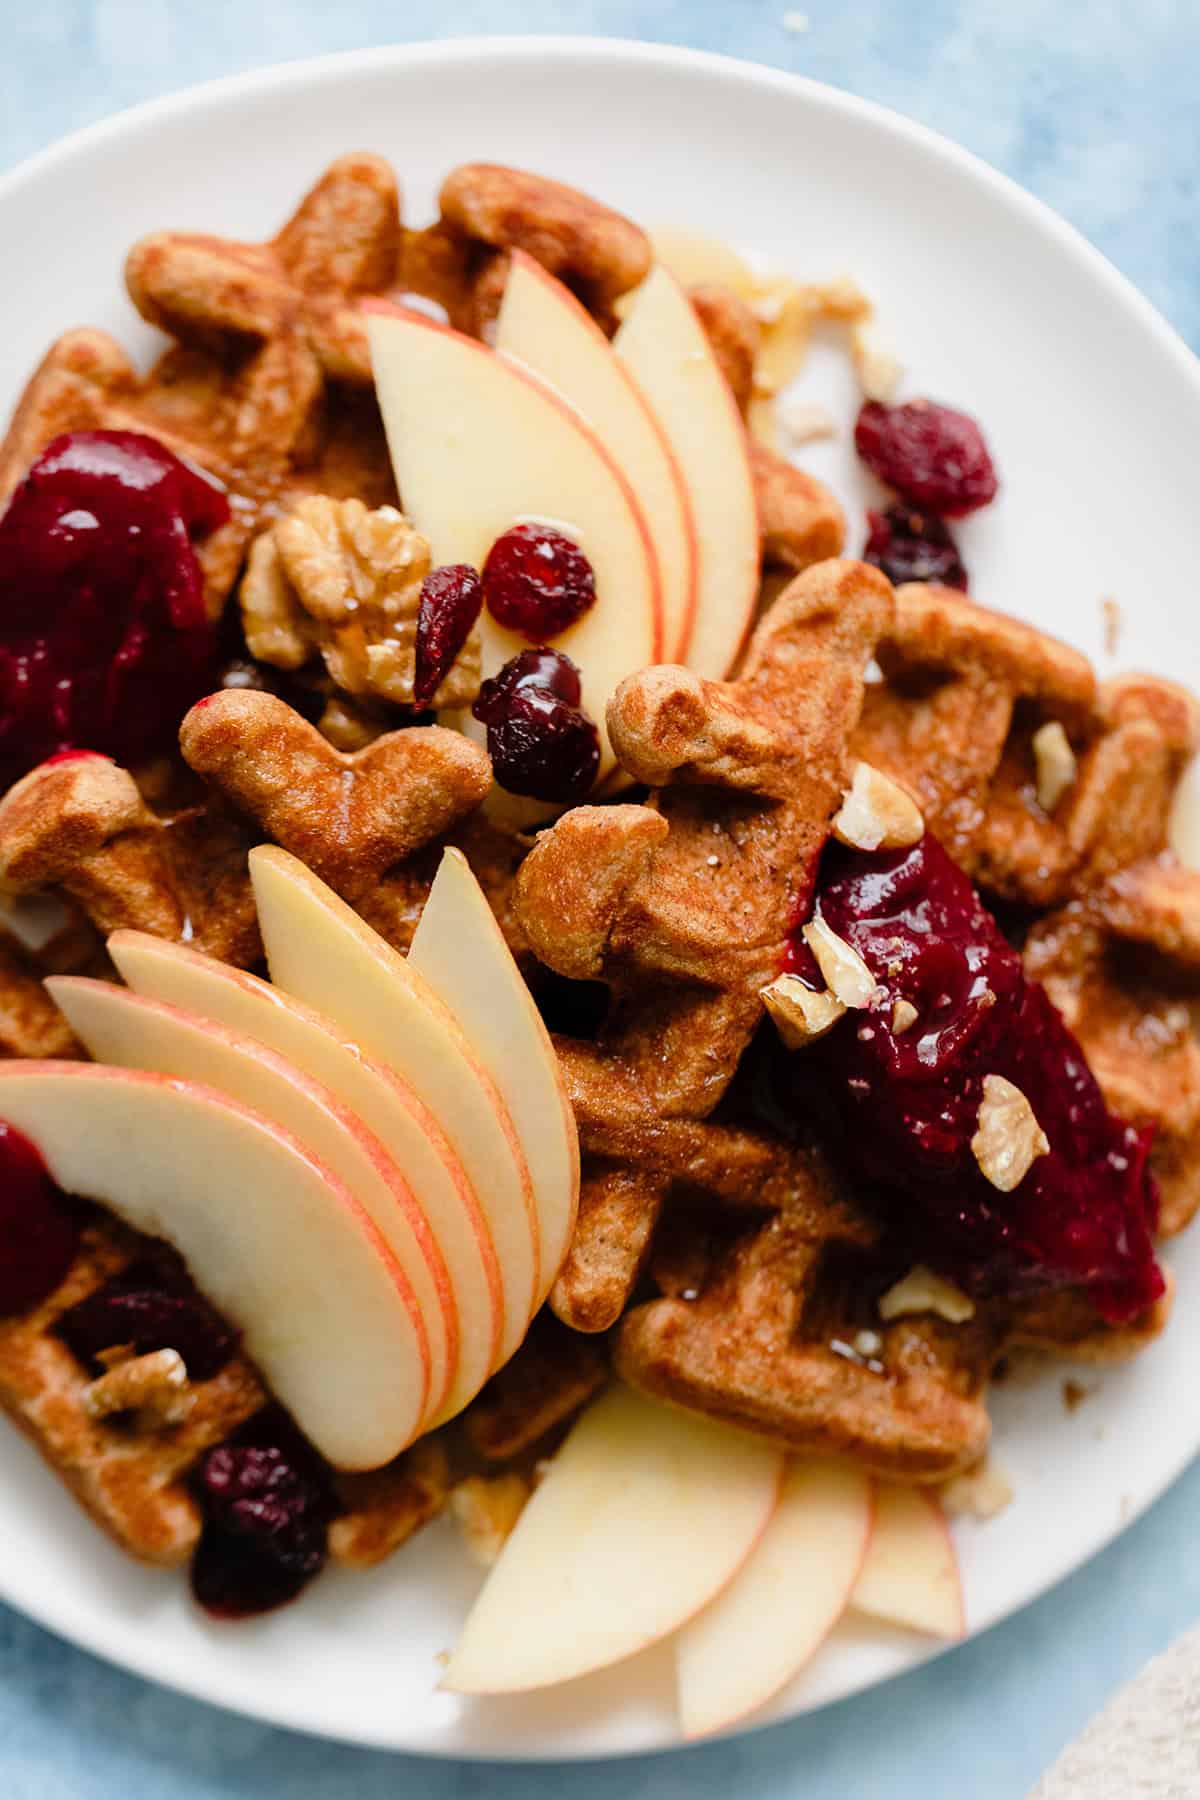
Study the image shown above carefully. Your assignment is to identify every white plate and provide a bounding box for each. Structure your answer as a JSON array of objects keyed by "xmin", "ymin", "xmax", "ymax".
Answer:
[{"xmin": 1, "ymin": 34, "xmax": 1199, "ymax": 1762}]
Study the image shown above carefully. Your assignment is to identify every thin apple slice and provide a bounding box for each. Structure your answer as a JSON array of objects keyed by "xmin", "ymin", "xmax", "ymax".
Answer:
[
  {"xmin": 49, "ymin": 975, "xmax": 457, "ymax": 1427},
  {"xmin": 366, "ymin": 303, "xmax": 663, "ymax": 793},
  {"xmin": 408, "ymin": 848, "xmax": 579, "ymax": 1301},
  {"xmin": 496, "ymin": 251, "xmax": 698, "ymax": 661},
  {"xmin": 249, "ymin": 846, "xmax": 539, "ymax": 1363},
  {"xmin": 106, "ymin": 930, "xmax": 503, "ymax": 1424},
  {"xmin": 676, "ymin": 1459, "xmax": 873, "ymax": 1740},
  {"xmin": 614, "ymin": 266, "xmax": 760, "ymax": 678},
  {"xmin": 0, "ymin": 1062, "xmax": 426, "ymax": 1468},
  {"xmin": 851, "ymin": 1482, "xmax": 965, "ymax": 1638},
  {"xmin": 442, "ymin": 1383, "xmax": 783, "ymax": 1695}
]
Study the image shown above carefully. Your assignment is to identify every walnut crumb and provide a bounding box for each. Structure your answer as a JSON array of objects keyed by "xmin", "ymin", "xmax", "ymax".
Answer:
[
  {"xmin": 879, "ymin": 1264, "xmax": 975, "ymax": 1324},
  {"xmin": 972, "ymin": 1073, "xmax": 1049, "ymax": 1193},
  {"xmin": 240, "ymin": 496, "xmax": 481, "ymax": 713},
  {"xmin": 850, "ymin": 317, "xmax": 904, "ymax": 403},
  {"xmin": 1032, "ymin": 720, "xmax": 1077, "ymax": 813},
  {"xmin": 802, "ymin": 914, "xmax": 878, "ymax": 1008},
  {"xmin": 761, "ymin": 972, "xmax": 846, "ymax": 1047},
  {"xmin": 941, "ymin": 1458, "xmax": 1013, "ymax": 1520},
  {"xmin": 892, "ymin": 998, "xmax": 919, "ymax": 1033},
  {"xmin": 81, "ymin": 1347, "xmax": 193, "ymax": 1429},
  {"xmin": 450, "ymin": 1473, "xmax": 531, "ymax": 1568},
  {"xmin": 832, "ymin": 761, "xmax": 924, "ymax": 852}
]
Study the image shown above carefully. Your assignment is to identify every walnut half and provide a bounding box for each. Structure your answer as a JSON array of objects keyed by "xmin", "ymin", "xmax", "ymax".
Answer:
[{"xmin": 240, "ymin": 496, "xmax": 481, "ymax": 713}]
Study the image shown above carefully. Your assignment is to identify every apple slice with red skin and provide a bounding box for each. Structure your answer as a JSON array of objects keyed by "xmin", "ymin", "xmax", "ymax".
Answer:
[
  {"xmin": 496, "ymin": 250, "xmax": 698, "ymax": 662},
  {"xmin": 408, "ymin": 848, "xmax": 579, "ymax": 1304},
  {"xmin": 614, "ymin": 265, "xmax": 760, "ymax": 678},
  {"xmin": 249, "ymin": 846, "xmax": 540, "ymax": 1364},
  {"xmin": 441, "ymin": 1383, "xmax": 784, "ymax": 1695},
  {"xmin": 49, "ymin": 975, "xmax": 459, "ymax": 1429},
  {"xmin": 851, "ymin": 1481, "xmax": 965, "ymax": 1638},
  {"xmin": 365, "ymin": 302, "xmax": 663, "ymax": 798},
  {"xmin": 106, "ymin": 929, "xmax": 504, "ymax": 1424},
  {"xmin": 675, "ymin": 1459, "xmax": 874, "ymax": 1739},
  {"xmin": 0, "ymin": 1062, "xmax": 427, "ymax": 1468}
]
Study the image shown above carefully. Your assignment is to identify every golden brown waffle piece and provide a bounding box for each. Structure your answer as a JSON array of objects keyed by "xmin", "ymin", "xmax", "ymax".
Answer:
[
  {"xmin": 1025, "ymin": 859, "xmax": 1200, "ymax": 1237},
  {"xmin": 177, "ymin": 687, "xmax": 513, "ymax": 955},
  {"xmin": 330, "ymin": 1439, "xmax": 451, "ymax": 1568},
  {"xmin": 462, "ymin": 1311, "xmax": 608, "ymax": 1463},
  {"xmin": 0, "ymin": 752, "xmax": 261, "ymax": 969},
  {"xmin": 752, "ymin": 444, "xmax": 846, "ymax": 575},
  {"xmin": 853, "ymin": 583, "xmax": 1200, "ymax": 906},
  {"xmin": 0, "ymin": 1221, "xmax": 265, "ymax": 1565},
  {"xmin": 400, "ymin": 163, "xmax": 651, "ymax": 337},
  {"xmin": 689, "ymin": 285, "xmax": 762, "ymax": 414}
]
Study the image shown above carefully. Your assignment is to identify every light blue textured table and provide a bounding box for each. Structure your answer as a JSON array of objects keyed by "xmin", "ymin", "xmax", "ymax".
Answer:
[{"xmin": 3, "ymin": 7, "xmax": 1199, "ymax": 1797}]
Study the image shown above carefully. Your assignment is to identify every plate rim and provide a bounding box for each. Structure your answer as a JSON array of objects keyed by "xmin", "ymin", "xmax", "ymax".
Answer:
[{"xmin": 1, "ymin": 32, "xmax": 1199, "ymax": 1760}]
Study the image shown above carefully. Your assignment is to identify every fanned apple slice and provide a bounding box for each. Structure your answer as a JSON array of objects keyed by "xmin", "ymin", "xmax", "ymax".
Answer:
[
  {"xmin": 442, "ymin": 1384, "xmax": 784, "ymax": 1695},
  {"xmin": 249, "ymin": 846, "xmax": 539, "ymax": 1363},
  {"xmin": 614, "ymin": 266, "xmax": 760, "ymax": 677},
  {"xmin": 106, "ymin": 930, "xmax": 502, "ymax": 1423},
  {"xmin": 676, "ymin": 1460, "xmax": 874, "ymax": 1740},
  {"xmin": 0, "ymin": 1062, "xmax": 426, "ymax": 1468},
  {"xmin": 496, "ymin": 251, "xmax": 697, "ymax": 661},
  {"xmin": 851, "ymin": 1482, "xmax": 965, "ymax": 1638},
  {"xmin": 408, "ymin": 848, "xmax": 579, "ymax": 1302},
  {"xmin": 49, "ymin": 975, "xmax": 456, "ymax": 1427},
  {"xmin": 366, "ymin": 304, "xmax": 663, "ymax": 792}
]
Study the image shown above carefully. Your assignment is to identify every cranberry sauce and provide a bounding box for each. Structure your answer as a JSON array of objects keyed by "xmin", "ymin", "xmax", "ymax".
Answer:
[
  {"xmin": 0, "ymin": 430, "xmax": 229, "ymax": 786},
  {"xmin": 191, "ymin": 1406, "xmax": 338, "ymax": 1619},
  {"xmin": 0, "ymin": 1123, "xmax": 80, "ymax": 1315},
  {"xmin": 783, "ymin": 833, "xmax": 1163, "ymax": 1321},
  {"xmin": 473, "ymin": 647, "xmax": 600, "ymax": 802}
]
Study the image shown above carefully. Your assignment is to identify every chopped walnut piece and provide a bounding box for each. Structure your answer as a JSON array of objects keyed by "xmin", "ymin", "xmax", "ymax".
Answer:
[
  {"xmin": 878, "ymin": 1265, "xmax": 976, "ymax": 1324},
  {"xmin": 81, "ymin": 1347, "xmax": 194, "ymax": 1429},
  {"xmin": 802, "ymin": 915, "xmax": 878, "ymax": 1007},
  {"xmin": 450, "ymin": 1472, "xmax": 531, "ymax": 1567},
  {"xmin": 1032, "ymin": 720, "xmax": 1078, "ymax": 813},
  {"xmin": 240, "ymin": 496, "xmax": 481, "ymax": 712},
  {"xmin": 832, "ymin": 761, "xmax": 925, "ymax": 852},
  {"xmin": 941, "ymin": 1458, "xmax": 1014, "ymax": 1520},
  {"xmin": 972, "ymin": 1073, "xmax": 1050, "ymax": 1193},
  {"xmin": 892, "ymin": 997, "xmax": 919, "ymax": 1033},
  {"xmin": 850, "ymin": 317, "xmax": 904, "ymax": 403},
  {"xmin": 761, "ymin": 972, "xmax": 846, "ymax": 1047}
]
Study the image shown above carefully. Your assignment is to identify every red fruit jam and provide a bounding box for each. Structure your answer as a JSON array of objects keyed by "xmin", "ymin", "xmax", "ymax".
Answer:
[
  {"xmin": 482, "ymin": 523, "xmax": 597, "ymax": 641},
  {"xmin": 473, "ymin": 647, "xmax": 601, "ymax": 803},
  {"xmin": 854, "ymin": 399, "xmax": 999, "ymax": 517},
  {"xmin": 192, "ymin": 1407, "xmax": 337, "ymax": 1619},
  {"xmin": 862, "ymin": 504, "xmax": 968, "ymax": 591},
  {"xmin": 0, "ymin": 1122, "xmax": 80, "ymax": 1315},
  {"xmin": 413, "ymin": 562, "xmax": 483, "ymax": 706},
  {"xmin": 782, "ymin": 833, "xmax": 1163, "ymax": 1322},
  {"xmin": 0, "ymin": 430, "xmax": 229, "ymax": 786}
]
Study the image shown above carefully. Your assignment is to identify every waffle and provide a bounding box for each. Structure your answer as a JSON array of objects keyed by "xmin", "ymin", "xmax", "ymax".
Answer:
[{"xmin": 513, "ymin": 565, "xmax": 1190, "ymax": 1479}]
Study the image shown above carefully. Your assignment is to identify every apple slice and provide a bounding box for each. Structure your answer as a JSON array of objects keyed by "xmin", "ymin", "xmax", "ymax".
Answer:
[
  {"xmin": 48, "ymin": 975, "xmax": 457, "ymax": 1426},
  {"xmin": 442, "ymin": 1383, "xmax": 783, "ymax": 1695},
  {"xmin": 106, "ymin": 930, "xmax": 503, "ymax": 1424},
  {"xmin": 496, "ymin": 251, "xmax": 698, "ymax": 662},
  {"xmin": 851, "ymin": 1482, "xmax": 965, "ymax": 1638},
  {"xmin": 0, "ymin": 1062, "xmax": 426, "ymax": 1468},
  {"xmin": 614, "ymin": 266, "xmax": 760, "ymax": 678},
  {"xmin": 408, "ymin": 848, "xmax": 579, "ymax": 1302},
  {"xmin": 366, "ymin": 303, "xmax": 663, "ymax": 793},
  {"xmin": 675, "ymin": 1459, "xmax": 873, "ymax": 1739},
  {"xmin": 249, "ymin": 846, "xmax": 539, "ymax": 1363}
]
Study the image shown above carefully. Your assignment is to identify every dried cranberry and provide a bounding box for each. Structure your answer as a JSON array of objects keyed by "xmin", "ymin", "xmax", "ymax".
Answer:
[
  {"xmin": 777, "ymin": 834, "xmax": 1163, "ymax": 1321},
  {"xmin": 0, "ymin": 1123, "xmax": 80, "ymax": 1316},
  {"xmin": 191, "ymin": 1407, "xmax": 336, "ymax": 1619},
  {"xmin": 414, "ymin": 563, "xmax": 483, "ymax": 705},
  {"xmin": 57, "ymin": 1265, "xmax": 238, "ymax": 1380},
  {"xmin": 473, "ymin": 648, "xmax": 600, "ymax": 803},
  {"xmin": 0, "ymin": 430, "xmax": 228, "ymax": 787},
  {"xmin": 854, "ymin": 400, "xmax": 998, "ymax": 517},
  {"xmin": 862, "ymin": 505, "xmax": 968, "ymax": 590},
  {"xmin": 482, "ymin": 524, "xmax": 596, "ymax": 641}
]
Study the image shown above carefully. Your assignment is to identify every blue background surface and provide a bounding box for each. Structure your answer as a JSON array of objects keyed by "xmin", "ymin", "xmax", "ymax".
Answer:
[{"xmin": 2, "ymin": 6, "xmax": 1199, "ymax": 1796}]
